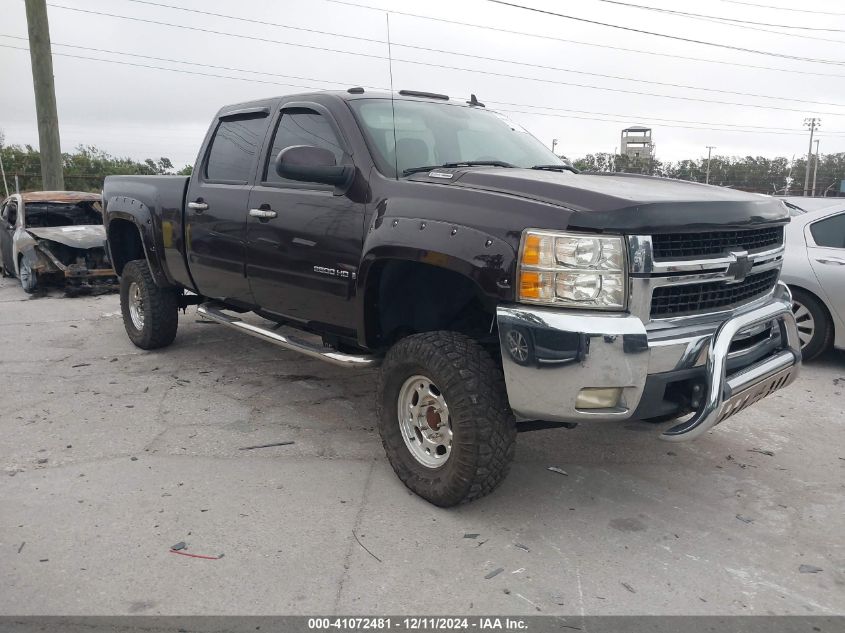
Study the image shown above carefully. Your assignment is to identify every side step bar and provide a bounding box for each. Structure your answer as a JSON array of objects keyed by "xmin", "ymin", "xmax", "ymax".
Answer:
[{"xmin": 197, "ymin": 302, "xmax": 381, "ymax": 368}]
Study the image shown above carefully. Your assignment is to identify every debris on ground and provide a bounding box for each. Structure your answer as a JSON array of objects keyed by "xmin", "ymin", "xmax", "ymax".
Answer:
[
  {"xmin": 463, "ymin": 533, "xmax": 480, "ymax": 539},
  {"xmin": 130, "ymin": 457, "xmax": 138, "ymax": 461},
  {"xmin": 352, "ymin": 529, "xmax": 381, "ymax": 563},
  {"xmin": 621, "ymin": 582, "xmax": 636, "ymax": 593},
  {"xmin": 36, "ymin": 458, "xmax": 48, "ymax": 464},
  {"xmin": 503, "ymin": 588, "xmax": 511, "ymax": 595},
  {"xmin": 170, "ymin": 541, "xmax": 187, "ymax": 551},
  {"xmin": 238, "ymin": 441, "xmax": 295, "ymax": 451},
  {"xmin": 484, "ymin": 567, "xmax": 504, "ymax": 580},
  {"xmin": 735, "ymin": 514, "xmax": 754, "ymax": 524},
  {"xmin": 514, "ymin": 543, "xmax": 530, "ymax": 552},
  {"xmin": 799, "ymin": 564, "xmax": 823, "ymax": 574},
  {"xmin": 748, "ymin": 448, "xmax": 775, "ymax": 457},
  {"xmin": 17, "ymin": 542, "xmax": 25, "ymax": 554},
  {"xmin": 547, "ymin": 466, "xmax": 568, "ymax": 476},
  {"xmin": 169, "ymin": 550, "xmax": 223, "ymax": 560}
]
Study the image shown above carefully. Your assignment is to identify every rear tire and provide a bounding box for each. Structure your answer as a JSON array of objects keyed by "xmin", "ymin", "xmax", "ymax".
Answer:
[
  {"xmin": 376, "ymin": 331, "xmax": 516, "ymax": 507},
  {"xmin": 120, "ymin": 259, "xmax": 179, "ymax": 349},
  {"xmin": 791, "ymin": 288, "xmax": 833, "ymax": 362}
]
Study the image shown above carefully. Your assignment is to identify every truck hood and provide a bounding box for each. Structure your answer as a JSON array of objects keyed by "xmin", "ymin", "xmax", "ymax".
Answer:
[
  {"xmin": 413, "ymin": 169, "xmax": 789, "ymax": 233},
  {"xmin": 26, "ymin": 225, "xmax": 106, "ymax": 250}
]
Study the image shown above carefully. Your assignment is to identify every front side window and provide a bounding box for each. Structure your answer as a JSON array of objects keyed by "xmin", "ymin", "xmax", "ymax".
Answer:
[
  {"xmin": 264, "ymin": 108, "xmax": 345, "ymax": 186},
  {"xmin": 349, "ymin": 98, "xmax": 562, "ymax": 177},
  {"xmin": 810, "ymin": 212, "xmax": 845, "ymax": 249},
  {"xmin": 205, "ymin": 115, "xmax": 268, "ymax": 183}
]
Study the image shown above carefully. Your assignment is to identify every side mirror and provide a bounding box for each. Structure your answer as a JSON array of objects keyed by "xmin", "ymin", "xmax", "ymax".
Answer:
[{"xmin": 274, "ymin": 145, "xmax": 354, "ymax": 193}]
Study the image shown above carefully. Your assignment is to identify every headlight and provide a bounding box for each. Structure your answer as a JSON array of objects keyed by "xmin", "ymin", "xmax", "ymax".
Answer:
[{"xmin": 518, "ymin": 230, "xmax": 627, "ymax": 309}]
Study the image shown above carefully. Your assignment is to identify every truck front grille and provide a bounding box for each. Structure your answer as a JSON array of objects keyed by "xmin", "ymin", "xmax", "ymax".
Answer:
[
  {"xmin": 650, "ymin": 269, "xmax": 779, "ymax": 318},
  {"xmin": 651, "ymin": 226, "xmax": 784, "ymax": 260}
]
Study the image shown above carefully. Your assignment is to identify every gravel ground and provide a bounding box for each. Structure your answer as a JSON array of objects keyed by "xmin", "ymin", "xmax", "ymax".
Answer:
[{"xmin": 1, "ymin": 276, "xmax": 843, "ymax": 616}]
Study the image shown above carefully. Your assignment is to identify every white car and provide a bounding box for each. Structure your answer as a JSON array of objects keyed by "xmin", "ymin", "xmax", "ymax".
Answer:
[{"xmin": 780, "ymin": 199, "xmax": 845, "ymax": 360}]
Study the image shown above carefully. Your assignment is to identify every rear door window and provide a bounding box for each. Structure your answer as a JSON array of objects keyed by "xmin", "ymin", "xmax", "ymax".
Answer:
[
  {"xmin": 204, "ymin": 115, "xmax": 269, "ymax": 183},
  {"xmin": 810, "ymin": 212, "xmax": 845, "ymax": 249}
]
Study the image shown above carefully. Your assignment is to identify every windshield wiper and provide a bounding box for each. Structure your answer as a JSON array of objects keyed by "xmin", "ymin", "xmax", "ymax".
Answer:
[
  {"xmin": 531, "ymin": 164, "xmax": 580, "ymax": 174},
  {"xmin": 402, "ymin": 161, "xmax": 515, "ymax": 176}
]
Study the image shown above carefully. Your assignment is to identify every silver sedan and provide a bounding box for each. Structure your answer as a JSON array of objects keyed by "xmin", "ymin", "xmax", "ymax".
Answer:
[{"xmin": 780, "ymin": 199, "xmax": 845, "ymax": 360}]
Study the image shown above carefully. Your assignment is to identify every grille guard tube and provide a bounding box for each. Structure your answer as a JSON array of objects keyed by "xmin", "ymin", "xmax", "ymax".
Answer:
[{"xmin": 659, "ymin": 283, "xmax": 801, "ymax": 441}]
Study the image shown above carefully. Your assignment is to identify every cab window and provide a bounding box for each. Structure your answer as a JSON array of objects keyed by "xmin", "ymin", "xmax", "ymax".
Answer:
[
  {"xmin": 204, "ymin": 114, "xmax": 268, "ymax": 183},
  {"xmin": 810, "ymin": 212, "xmax": 845, "ymax": 249},
  {"xmin": 263, "ymin": 108, "xmax": 345, "ymax": 188}
]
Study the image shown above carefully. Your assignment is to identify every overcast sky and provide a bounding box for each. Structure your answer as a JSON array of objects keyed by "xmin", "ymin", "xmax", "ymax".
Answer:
[{"xmin": 2, "ymin": 0, "xmax": 844, "ymax": 168}]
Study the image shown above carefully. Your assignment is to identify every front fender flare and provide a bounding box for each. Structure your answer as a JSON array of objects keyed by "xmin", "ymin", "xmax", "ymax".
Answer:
[{"xmin": 356, "ymin": 217, "xmax": 517, "ymax": 347}]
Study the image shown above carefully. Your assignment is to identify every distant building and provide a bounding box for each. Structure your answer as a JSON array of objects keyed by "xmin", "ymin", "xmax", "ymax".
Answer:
[{"xmin": 620, "ymin": 127, "xmax": 654, "ymax": 162}]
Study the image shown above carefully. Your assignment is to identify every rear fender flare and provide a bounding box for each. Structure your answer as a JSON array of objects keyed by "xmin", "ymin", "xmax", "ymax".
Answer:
[{"xmin": 105, "ymin": 199, "xmax": 173, "ymax": 287}]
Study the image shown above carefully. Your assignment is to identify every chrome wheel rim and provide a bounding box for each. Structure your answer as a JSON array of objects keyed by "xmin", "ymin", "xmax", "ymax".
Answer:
[
  {"xmin": 791, "ymin": 300, "xmax": 815, "ymax": 349},
  {"xmin": 128, "ymin": 281, "xmax": 145, "ymax": 330},
  {"xmin": 505, "ymin": 329, "xmax": 529, "ymax": 363},
  {"xmin": 397, "ymin": 374, "xmax": 453, "ymax": 469}
]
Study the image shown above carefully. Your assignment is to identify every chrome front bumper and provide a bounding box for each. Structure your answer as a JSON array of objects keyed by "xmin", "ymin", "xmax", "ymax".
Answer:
[{"xmin": 496, "ymin": 283, "xmax": 801, "ymax": 441}]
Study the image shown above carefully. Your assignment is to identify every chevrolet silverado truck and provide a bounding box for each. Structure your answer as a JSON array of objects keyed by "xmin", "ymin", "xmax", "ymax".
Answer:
[{"xmin": 103, "ymin": 89, "xmax": 801, "ymax": 506}]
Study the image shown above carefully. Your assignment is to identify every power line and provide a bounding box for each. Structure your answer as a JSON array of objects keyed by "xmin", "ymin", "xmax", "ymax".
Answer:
[
  {"xmin": 325, "ymin": 0, "xmax": 845, "ymax": 79},
  {"xmin": 35, "ymin": 6, "xmax": 845, "ymax": 116},
  {"xmin": 485, "ymin": 0, "xmax": 845, "ymax": 66},
  {"xmin": 596, "ymin": 0, "xmax": 845, "ymax": 31},
  {"xmin": 0, "ymin": 35, "xmax": 389, "ymax": 91},
  {"xmin": 591, "ymin": 0, "xmax": 845, "ymax": 40},
  {"xmin": 0, "ymin": 43, "xmax": 349, "ymax": 93},
  {"xmin": 3, "ymin": 43, "xmax": 843, "ymax": 139},
  {"xmin": 68, "ymin": 2, "xmax": 844, "ymax": 108},
  {"xmin": 483, "ymin": 99, "xmax": 845, "ymax": 134},
  {"xmin": 718, "ymin": 0, "xmax": 845, "ymax": 16},
  {"xmin": 7, "ymin": 35, "xmax": 837, "ymax": 134}
]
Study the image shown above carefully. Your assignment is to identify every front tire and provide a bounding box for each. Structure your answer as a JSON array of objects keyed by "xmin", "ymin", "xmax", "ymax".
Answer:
[
  {"xmin": 120, "ymin": 259, "xmax": 179, "ymax": 349},
  {"xmin": 791, "ymin": 288, "xmax": 833, "ymax": 361},
  {"xmin": 376, "ymin": 331, "xmax": 516, "ymax": 507},
  {"xmin": 19, "ymin": 258, "xmax": 37, "ymax": 293}
]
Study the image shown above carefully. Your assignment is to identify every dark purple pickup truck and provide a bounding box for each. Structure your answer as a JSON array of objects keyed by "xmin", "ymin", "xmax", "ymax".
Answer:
[{"xmin": 103, "ymin": 88, "xmax": 800, "ymax": 506}]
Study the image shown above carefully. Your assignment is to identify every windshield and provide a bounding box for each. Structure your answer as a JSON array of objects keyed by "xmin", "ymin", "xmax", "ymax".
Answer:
[
  {"xmin": 23, "ymin": 201, "xmax": 103, "ymax": 228},
  {"xmin": 349, "ymin": 98, "xmax": 562, "ymax": 177}
]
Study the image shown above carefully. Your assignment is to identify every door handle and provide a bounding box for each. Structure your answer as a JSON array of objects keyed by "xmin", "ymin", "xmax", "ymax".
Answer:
[
  {"xmin": 249, "ymin": 208, "xmax": 277, "ymax": 219},
  {"xmin": 815, "ymin": 257, "xmax": 845, "ymax": 266},
  {"xmin": 188, "ymin": 201, "xmax": 208, "ymax": 212}
]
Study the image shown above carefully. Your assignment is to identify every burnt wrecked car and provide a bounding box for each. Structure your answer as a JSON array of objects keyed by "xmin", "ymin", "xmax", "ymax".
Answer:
[{"xmin": 0, "ymin": 191, "xmax": 116, "ymax": 294}]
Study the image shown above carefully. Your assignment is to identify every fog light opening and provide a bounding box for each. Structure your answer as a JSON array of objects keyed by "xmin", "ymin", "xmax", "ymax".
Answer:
[{"xmin": 576, "ymin": 387, "xmax": 624, "ymax": 410}]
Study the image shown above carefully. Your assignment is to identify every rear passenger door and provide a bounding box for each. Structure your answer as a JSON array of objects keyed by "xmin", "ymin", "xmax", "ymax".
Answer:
[
  {"xmin": 807, "ymin": 211, "xmax": 845, "ymax": 322},
  {"xmin": 185, "ymin": 106, "xmax": 272, "ymax": 304}
]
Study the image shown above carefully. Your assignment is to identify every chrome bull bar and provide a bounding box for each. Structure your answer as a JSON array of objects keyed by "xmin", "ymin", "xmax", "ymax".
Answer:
[{"xmin": 660, "ymin": 283, "xmax": 801, "ymax": 441}]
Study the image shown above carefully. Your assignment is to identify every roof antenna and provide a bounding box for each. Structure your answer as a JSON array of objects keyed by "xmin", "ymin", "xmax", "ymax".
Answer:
[
  {"xmin": 467, "ymin": 94, "xmax": 485, "ymax": 107},
  {"xmin": 386, "ymin": 13, "xmax": 399, "ymax": 180}
]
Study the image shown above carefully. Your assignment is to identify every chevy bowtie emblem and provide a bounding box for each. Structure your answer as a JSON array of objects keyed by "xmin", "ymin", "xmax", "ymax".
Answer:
[{"xmin": 725, "ymin": 250, "xmax": 753, "ymax": 282}]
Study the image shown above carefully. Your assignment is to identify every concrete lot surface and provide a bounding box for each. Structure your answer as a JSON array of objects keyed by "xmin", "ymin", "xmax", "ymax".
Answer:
[{"xmin": 1, "ymin": 277, "xmax": 843, "ymax": 616}]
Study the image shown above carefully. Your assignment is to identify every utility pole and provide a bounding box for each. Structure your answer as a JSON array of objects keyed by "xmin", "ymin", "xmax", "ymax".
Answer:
[
  {"xmin": 552, "ymin": 139, "xmax": 559, "ymax": 156},
  {"xmin": 812, "ymin": 139, "xmax": 820, "ymax": 197},
  {"xmin": 803, "ymin": 118, "xmax": 819, "ymax": 196},
  {"xmin": 25, "ymin": 0, "xmax": 64, "ymax": 191},
  {"xmin": 0, "ymin": 131, "xmax": 9, "ymax": 198},
  {"xmin": 705, "ymin": 145, "xmax": 716, "ymax": 184}
]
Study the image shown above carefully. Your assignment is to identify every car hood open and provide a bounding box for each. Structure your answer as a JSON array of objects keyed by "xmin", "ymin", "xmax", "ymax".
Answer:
[{"xmin": 26, "ymin": 225, "xmax": 106, "ymax": 250}]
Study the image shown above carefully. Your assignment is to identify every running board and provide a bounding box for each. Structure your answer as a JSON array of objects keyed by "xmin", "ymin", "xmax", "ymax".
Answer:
[{"xmin": 197, "ymin": 302, "xmax": 381, "ymax": 368}]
